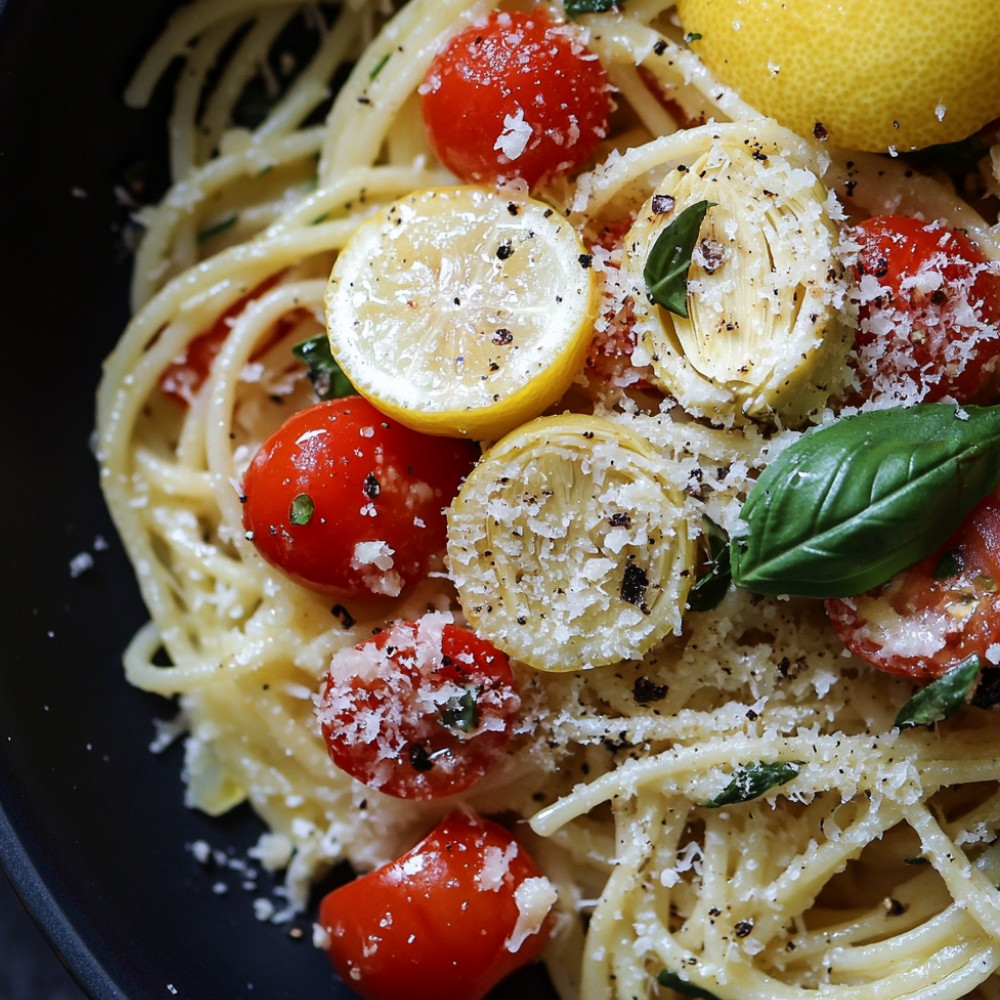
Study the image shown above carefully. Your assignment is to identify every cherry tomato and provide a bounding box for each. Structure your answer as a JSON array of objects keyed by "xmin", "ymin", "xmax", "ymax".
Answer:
[
  {"xmin": 160, "ymin": 276, "xmax": 286, "ymax": 405},
  {"xmin": 320, "ymin": 810, "xmax": 555, "ymax": 1000},
  {"xmin": 826, "ymin": 493, "xmax": 1000, "ymax": 681},
  {"xmin": 241, "ymin": 398, "xmax": 478, "ymax": 599},
  {"xmin": 420, "ymin": 9, "xmax": 610, "ymax": 188},
  {"xmin": 850, "ymin": 215, "xmax": 1000, "ymax": 404},
  {"xmin": 318, "ymin": 616, "xmax": 520, "ymax": 799}
]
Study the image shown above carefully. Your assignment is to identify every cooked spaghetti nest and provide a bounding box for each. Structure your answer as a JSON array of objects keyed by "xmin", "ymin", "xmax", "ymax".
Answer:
[{"xmin": 94, "ymin": 1, "xmax": 1000, "ymax": 999}]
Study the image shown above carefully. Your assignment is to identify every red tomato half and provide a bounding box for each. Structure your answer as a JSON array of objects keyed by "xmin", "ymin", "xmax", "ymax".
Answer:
[
  {"xmin": 850, "ymin": 215, "xmax": 1000, "ymax": 404},
  {"xmin": 318, "ymin": 617, "xmax": 520, "ymax": 799},
  {"xmin": 420, "ymin": 9, "xmax": 610, "ymax": 188},
  {"xmin": 826, "ymin": 493, "xmax": 1000, "ymax": 681},
  {"xmin": 241, "ymin": 398, "xmax": 478, "ymax": 599},
  {"xmin": 320, "ymin": 810, "xmax": 555, "ymax": 1000}
]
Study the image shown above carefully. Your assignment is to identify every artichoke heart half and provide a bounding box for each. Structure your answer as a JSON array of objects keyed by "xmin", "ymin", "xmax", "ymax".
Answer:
[
  {"xmin": 625, "ymin": 123, "xmax": 851, "ymax": 426},
  {"xmin": 446, "ymin": 413, "xmax": 695, "ymax": 672}
]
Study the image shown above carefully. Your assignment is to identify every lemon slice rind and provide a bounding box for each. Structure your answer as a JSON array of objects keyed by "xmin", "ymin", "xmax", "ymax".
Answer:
[{"xmin": 325, "ymin": 185, "xmax": 597, "ymax": 440}]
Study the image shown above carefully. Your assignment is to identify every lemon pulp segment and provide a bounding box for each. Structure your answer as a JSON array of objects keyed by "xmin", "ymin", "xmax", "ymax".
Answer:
[
  {"xmin": 325, "ymin": 186, "xmax": 597, "ymax": 440},
  {"xmin": 446, "ymin": 413, "xmax": 696, "ymax": 672}
]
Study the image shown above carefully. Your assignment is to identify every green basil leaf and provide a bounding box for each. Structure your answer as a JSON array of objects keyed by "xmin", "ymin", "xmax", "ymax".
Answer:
[
  {"xmin": 687, "ymin": 516, "xmax": 732, "ymax": 612},
  {"xmin": 656, "ymin": 971, "xmax": 724, "ymax": 1000},
  {"xmin": 894, "ymin": 655, "xmax": 981, "ymax": 730},
  {"xmin": 289, "ymin": 493, "xmax": 315, "ymax": 526},
  {"xmin": 564, "ymin": 0, "xmax": 620, "ymax": 16},
  {"xmin": 731, "ymin": 404, "xmax": 1000, "ymax": 598},
  {"xmin": 292, "ymin": 334, "xmax": 357, "ymax": 401},
  {"xmin": 643, "ymin": 200, "xmax": 715, "ymax": 318},
  {"xmin": 701, "ymin": 760, "xmax": 800, "ymax": 808}
]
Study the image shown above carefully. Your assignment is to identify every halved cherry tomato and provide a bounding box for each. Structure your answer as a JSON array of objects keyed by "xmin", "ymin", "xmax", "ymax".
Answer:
[
  {"xmin": 160, "ymin": 276, "xmax": 287, "ymax": 405},
  {"xmin": 850, "ymin": 215, "xmax": 1000, "ymax": 404},
  {"xmin": 826, "ymin": 493, "xmax": 1000, "ymax": 681},
  {"xmin": 318, "ymin": 616, "xmax": 519, "ymax": 799},
  {"xmin": 320, "ymin": 810, "xmax": 555, "ymax": 1000},
  {"xmin": 420, "ymin": 9, "xmax": 610, "ymax": 188},
  {"xmin": 241, "ymin": 398, "xmax": 478, "ymax": 599}
]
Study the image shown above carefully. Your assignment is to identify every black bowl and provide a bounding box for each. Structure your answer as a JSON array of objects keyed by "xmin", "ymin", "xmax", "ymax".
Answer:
[{"xmin": 0, "ymin": 3, "xmax": 553, "ymax": 998}]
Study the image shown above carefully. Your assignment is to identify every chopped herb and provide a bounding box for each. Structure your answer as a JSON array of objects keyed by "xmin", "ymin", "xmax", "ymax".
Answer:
[
  {"xmin": 369, "ymin": 52, "xmax": 391, "ymax": 80},
  {"xmin": 894, "ymin": 655, "xmax": 981, "ymax": 730},
  {"xmin": 289, "ymin": 493, "xmax": 315, "ymax": 526},
  {"xmin": 440, "ymin": 687, "xmax": 480, "ymax": 733},
  {"xmin": 932, "ymin": 548, "xmax": 965, "ymax": 579},
  {"xmin": 656, "ymin": 970, "xmax": 724, "ymax": 1000},
  {"xmin": 197, "ymin": 214, "xmax": 238, "ymax": 244},
  {"xmin": 688, "ymin": 516, "xmax": 732, "ymax": 612},
  {"xmin": 643, "ymin": 200, "xmax": 716, "ymax": 318},
  {"xmin": 564, "ymin": 0, "xmax": 620, "ymax": 16},
  {"xmin": 292, "ymin": 334, "xmax": 357, "ymax": 401},
  {"xmin": 684, "ymin": 31, "xmax": 703, "ymax": 42},
  {"xmin": 702, "ymin": 760, "xmax": 801, "ymax": 807}
]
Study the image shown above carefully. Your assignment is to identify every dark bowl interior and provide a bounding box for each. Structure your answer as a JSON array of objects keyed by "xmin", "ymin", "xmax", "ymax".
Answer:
[{"xmin": 0, "ymin": 2, "xmax": 553, "ymax": 998}]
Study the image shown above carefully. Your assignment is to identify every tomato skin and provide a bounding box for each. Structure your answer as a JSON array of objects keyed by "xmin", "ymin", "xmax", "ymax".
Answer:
[
  {"xmin": 241, "ymin": 398, "xmax": 478, "ymax": 599},
  {"xmin": 850, "ymin": 215, "xmax": 1000, "ymax": 404},
  {"xmin": 320, "ymin": 811, "xmax": 554, "ymax": 1000},
  {"xmin": 318, "ymin": 617, "xmax": 520, "ymax": 799},
  {"xmin": 420, "ymin": 9, "xmax": 610, "ymax": 188},
  {"xmin": 826, "ymin": 493, "xmax": 1000, "ymax": 681},
  {"xmin": 160, "ymin": 275, "xmax": 286, "ymax": 405}
]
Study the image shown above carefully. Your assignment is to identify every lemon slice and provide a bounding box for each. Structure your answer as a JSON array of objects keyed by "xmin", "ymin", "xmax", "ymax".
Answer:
[
  {"xmin": 446, "ymin": 413, "xmax": 696, "ymax": 672},
  {"xmin": 324, "ymin": 186, "xmax": 596, "ymax": 440}
]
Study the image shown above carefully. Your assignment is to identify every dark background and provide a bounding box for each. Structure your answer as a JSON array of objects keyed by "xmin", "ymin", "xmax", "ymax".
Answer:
[{"xmin": 1, "ymin": 875, "xmax": 87, "ymax": 1000}]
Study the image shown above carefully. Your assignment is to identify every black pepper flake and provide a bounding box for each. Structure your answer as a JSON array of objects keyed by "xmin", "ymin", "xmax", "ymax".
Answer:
[
  {"xmin": 633, "ymin": 675, "xmax": 668, "ymax": 704},
  {"xmin": 331, "ymin": 604, "xmax": 356, "ymax": 629},
  {"xmin": 496, "ymin": 240, "xmax": 514, "ymax": 260},
  {"xmin": 578, "ymin": 253, "xmax": 593, "ymax": 269},
  {"xmin": 813, "ymin": 122, "xmax": 829, "ymax": 141},
  {"xmin": 734, "ymin": 920, "xmax": 754, "ymax": 938},
  {"xmin": 698, "ymin": 238, "xmax": 726, "ymax": 274},
  {"xmin": 408, "ymin": 744, "xmax": 434, "ymax": 772},
  {"xmin": 363, "ymin": 472, "xmax": 380, "ymax": 498},
  {"xmin": 653, "ymin": 39, "xmax": 668, "ymax": 55},
  {"xmin": 609, "ymin": 511, "xmax": 631, "ymax": 527},
  {"xmin": 507, "ymin": 202, "xmax": 520, "ymax": 216},
  {"xmin": 492, "ymin": 328, "xmax": 514, "ymax": 345},
  {"xmin": 651, "ymin": 193, "xmax": 675, "ymax": 215},
  {"xmin": 620, "ymin": 559, "xmax": 651, "ymax": 614}
]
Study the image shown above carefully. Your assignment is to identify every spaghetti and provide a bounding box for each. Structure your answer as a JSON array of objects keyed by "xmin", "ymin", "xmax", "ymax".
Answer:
[{"xmin": 95, "ymin": 1, "xmax": 1000, "ymax": 998}]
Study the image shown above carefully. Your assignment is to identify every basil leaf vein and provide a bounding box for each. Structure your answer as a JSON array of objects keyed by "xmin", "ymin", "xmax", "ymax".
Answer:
[
  {"xmin": 894, "ymin": 655, "xmax": 981, "ymax": 729},
  {"xmin": 643, "ymin": 199, "xmax": 715, "ymax": 318},
  {"xmin": 731, "ymin": 404, "xmax": 1000, "ymax": 598}
]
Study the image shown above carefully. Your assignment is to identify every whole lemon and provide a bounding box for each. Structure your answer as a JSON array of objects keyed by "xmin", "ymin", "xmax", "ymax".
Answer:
[{"xmin": 676, "ymin": 0, "xmax": 1000, "ymax": 152}]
